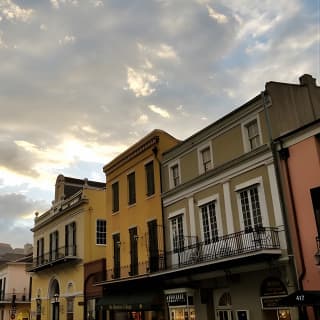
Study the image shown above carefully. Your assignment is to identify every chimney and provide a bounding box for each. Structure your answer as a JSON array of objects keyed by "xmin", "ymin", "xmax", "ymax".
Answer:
[{"xmin": 299, "ymin": 74, "xmax": 316, "ymax": 86}]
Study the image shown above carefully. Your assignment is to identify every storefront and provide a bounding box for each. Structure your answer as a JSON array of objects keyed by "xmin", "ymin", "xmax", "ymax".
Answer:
[{"xmin": 164, "ymin": 289, "xmax": 196, "ymax": 320}]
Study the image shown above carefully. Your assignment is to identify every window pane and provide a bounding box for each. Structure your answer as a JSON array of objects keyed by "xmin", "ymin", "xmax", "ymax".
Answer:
[
  {"xmin": 201, "ymin": 201, "xmax": 218, "ymax": 244},
  {"xmin": 201, "ymin": 147, "xmax": 212, "ymax": 172},
  {"xmin": 145, "ymin": 161, "xmax": 155, "ymax": 196},
  {"xmin": 128, "ymin": 172, "xmax": 136, "ymax": 205},
  {"xmin": 171, "ymin": 165, "xmax": 180, "ymax": 187},
  {"xmin": 112, "ymin": 182, "xmax": 119, "ymax": 212},
  {"xmin": 96, "ymin": 220, "xmax": 107, "ymax": 245},
  {"xmin": 171, "ymin": 215, "xmax": 184, "ymax": 252}
]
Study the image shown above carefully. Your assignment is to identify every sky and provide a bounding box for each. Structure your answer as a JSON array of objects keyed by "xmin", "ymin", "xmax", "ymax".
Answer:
[{"xmin": 0, "ymin": 0, "xmax": 319, "ymax": 249}]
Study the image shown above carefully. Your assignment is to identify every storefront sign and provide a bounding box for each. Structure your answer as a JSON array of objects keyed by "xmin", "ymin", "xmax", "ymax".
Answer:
[
  {"xmin": 261, "ymin": 296, "xmax": 287, "ymax": 310},
  {"xmin": 260, "ymin": 277, "xmax": 287, "ymax": 297},
  {"xmin": 166, "ymin": 293, "xmax": 187, "ymax": 306}
]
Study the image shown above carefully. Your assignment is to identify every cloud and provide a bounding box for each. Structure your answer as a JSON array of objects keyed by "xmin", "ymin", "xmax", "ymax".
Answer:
[
  {"xmin": 59, "ymin": 34, "xmax": 76, "ymax": 45},
  {"xmin": 0, "ymin": 0, "xmax": 33, "ymax": 22},
  {"xmin": 206, "ymin": 5, "xmax": 228, "ymax": 24},
  {"xmin": 148, "ymin": 105, "xmax": 170, "ymax": 118},
  {"xmin": 126, "ymin": 67, "xmax": 158, "ymax": 97}
]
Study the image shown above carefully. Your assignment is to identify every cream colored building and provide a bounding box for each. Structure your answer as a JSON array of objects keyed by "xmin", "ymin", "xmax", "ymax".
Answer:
[
  {"xmin": 28, "ymin": 175, "xmax": 106, "ymax": 320},
  {"xmin": 0, "ymin": 255, "xmax": 32, "ymax": 320}
]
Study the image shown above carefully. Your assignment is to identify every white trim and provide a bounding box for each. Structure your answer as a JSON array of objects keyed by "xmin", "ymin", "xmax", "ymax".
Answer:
[
  {"xmin": 143, "ymin": 157, "xmax": 154, "ymax": 165},
  {"xmin": 188, "ymin": 197, "xmax": 196, "ymax": 237},
  {"xmin": 235, "ymin": 177, "xmax": 270, "ymax": 230},
  {"xmin": 234, "ymin": 176, "xmax": 263, "ymax": 192},
  {"xmin": 168, "ymin": 160, "xmax": 181, "ymax": 189},
  {"xmin": 241, "ymin": 115, "xmax": 262, "ymax": 153},
  {"xmin": 197, "ymin": 141, "xmax": 214, "ymax": 175},
  {"xmin": 168, "ymin": 208, "xmax": 185, "ymax": 220},
  {"xmin": 223, "ymin": 182, "xmax": 234, "ymax": 234},
  {"xmin": 197, "ymin": 194, "xmax": 223, "ymax": 240}
]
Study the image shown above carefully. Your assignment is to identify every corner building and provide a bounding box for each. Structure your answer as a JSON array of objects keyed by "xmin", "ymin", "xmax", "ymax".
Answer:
[
  {"xmin": 160, "ymin": 76, "xmax": 320, "ymax": 320},
  {"xmin": 28, "ymin": 175, "xmax": 106, "ymax": 320},
  {"xmin": 98, "ymin": 130, "xmax": 179, "ymax": 320}
]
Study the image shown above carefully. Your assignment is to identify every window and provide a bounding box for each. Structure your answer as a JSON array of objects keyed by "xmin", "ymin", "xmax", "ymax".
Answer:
[
  {"xmin": 96, "ymin": 219, "xmax": 107, "ymax": 245},
  {"xmin": 242, "ymin": 118, "xmax": 261, "ymax": 152},
  {"xmin": 129, "ymin": 227, "xmax": 138, "ymax": 276},
  {"xmin": 171, "ymin": 164, "xmax": 180, "ymax": 187},
  {"xmin": 49, "ymin": 231, "xmax": 59, "ymax": 261},
  {"xmin": 127, "ymin": 172, "xmax": 136, "ymax": 205},
  {"xmin": 112, "ymin": 182, "xmax": 119, "ymax": 212},
  {"xmin": 148, "ymin": 220, "xmax": 159, "ymax": 272},
  {"xmin": 198, "ymin": 144, "xmax": 213, "ymax": 174},
  {"xmin": 171, "ymin": 215, "xmax": 184, "ymax": 253},
  {"xmin": 239, "ymin": 185, "xmax": 263, "ymax": 232},
  {"xmin": 113, "ymin": 233, "xmax": 121, "ymax": 278},
  {"xmin": 201, "ymin": 201, "xmax": 219, "ymax": 244},
  {"xmin": 66, "ymin": 298, "xmax": 74, "ymax": 320},
  {"xmin": 145, "ymin": 161, "xmax": 155, "ymax": 196},
  {"xmin": 65, "ymin": 222, "xmax": 76, "ymax": 256},
  {"xmin": 36, "ymin": 238, "xmax": 44, "ymax": 264},
  {"xmin": 311, "ymin": 187, "xmax": 320, "ymax": 236}
]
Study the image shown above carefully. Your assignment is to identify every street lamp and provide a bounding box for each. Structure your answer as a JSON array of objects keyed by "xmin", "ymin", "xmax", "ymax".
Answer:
[{"xmin": 53, "ymin": 293, "xmax": 59, "ymax": 303}]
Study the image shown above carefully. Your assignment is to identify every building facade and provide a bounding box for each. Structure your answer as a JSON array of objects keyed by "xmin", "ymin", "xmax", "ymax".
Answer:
[
  {"xmin": 0, "ymin": 255, "xmax": 32, "ymax": 320},
  {"xmin": 97, "ymin": 130, "xmax": 179, "ymax": 320},
  {"xmin": 28, "ymin": 175, "xmax": 106, "ymax": 320},
  {"xmin": 270, "ymin": 75, "xmax": 320, "ymax": 319}
]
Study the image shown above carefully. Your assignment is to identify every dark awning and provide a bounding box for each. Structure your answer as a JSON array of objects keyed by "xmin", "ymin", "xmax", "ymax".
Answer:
[
  {"xmin": 278, "ymin": 290, "xmax": 320, "ymax": 307},
  {"xmin": 96, "ymin": 292, "xmax": 163, "ymax": 311}
]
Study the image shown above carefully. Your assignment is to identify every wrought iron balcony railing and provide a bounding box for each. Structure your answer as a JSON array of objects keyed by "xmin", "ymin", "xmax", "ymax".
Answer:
[
  {"xmin": 27, "ymin": 245, "xmax": 79, "ymax": 272},
  {"xmin": 166, "ymin": 227, "xmax": 281, "ymax": 269},
  {"xmin": 0, "ymin": 292, "xmax": 30, "ymax": 303}
]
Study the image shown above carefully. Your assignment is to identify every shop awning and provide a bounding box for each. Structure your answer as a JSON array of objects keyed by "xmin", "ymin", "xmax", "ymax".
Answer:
[
  {"xmin": 278, "ymin": 290, "xmax": 320, "ymax": 307},
  {"xmin": 96, "ymin": 292, "xmax": 162, "ymax": 311}
]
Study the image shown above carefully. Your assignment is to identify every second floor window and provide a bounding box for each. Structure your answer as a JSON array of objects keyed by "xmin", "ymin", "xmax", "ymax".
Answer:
[
  {"xmin": 145, "ymin": 161, "xmax": 155, "ymax": 196},
  {"xmin": 127, "ymin": 172, "xmax": 136, "ymax": 205},
  {"xmin": 112, "ymin": 182, "xmax": 119, "ymax": 212},
  {"xmin": 201, "ymin": 201, "xmax": 219, "ymax": 244},
  {"xmin": 113, "ymin": 233, "xmax": 121, "ymax": 279},
  {"xmin": 96, "ymin": 219, "xmax": 107, "ymax": 245},
  {"xmin": 49, "ymin": 230, "xmax": 59, "ymax": 261},
  {"xmin": 171, "ymin": 215, "xmax": 184, "ymax": 253},
  {"xmin": 65, "ymin": 222, "xmax": 76, "ymax": 256},
  {"xmin": 36, "ymin": 238, "xmax": 44, "ymax": 264},
  {"xmin": 239, "ymin": 185, "xmax": 263, "ymax": 232}
]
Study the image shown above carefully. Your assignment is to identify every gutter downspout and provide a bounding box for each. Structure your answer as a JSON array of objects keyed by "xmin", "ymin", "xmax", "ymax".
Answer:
[{"xmin": 261, "ymin": 92, "xmax": 304, "ymax": 316}]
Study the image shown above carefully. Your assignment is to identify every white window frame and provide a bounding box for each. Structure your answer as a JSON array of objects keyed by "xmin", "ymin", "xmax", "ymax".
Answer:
[
  {"xmin": 96, "ymin": 219, "xmax": 107, "ymax": 245},
  {"xmin": 168, "ymin": 160, "xmax": 181, "ymax": 189},
  {"xmin": 168, "ymin": 209, "xmax": 187, "ymax": 251},
  {"xmin": 197, "ymin": 194, "xmax": 223, "ymax": 242},
  {"xmin": 197, "ymin": 142, "xmax": 213, "ymax": 174},
  {"xmin": 241, "ymin": 116, "xmax": 262, "ymax": 152},
  {"xmin": 235, "ymin": 177, "xmax": 270, "ymax": 231}
]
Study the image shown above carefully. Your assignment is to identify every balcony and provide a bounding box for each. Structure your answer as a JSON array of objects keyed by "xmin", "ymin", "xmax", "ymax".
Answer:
[
  {"xmin": 27, "ymin": 245, "xmax": 80, "ymax": 272},
  {"xmin": 0, "ymin": 292, "xmax": 30, "ymax": 304},
  {"xmin": 166, "ymin": 227, "xmax": 281, "ymax": 270}
]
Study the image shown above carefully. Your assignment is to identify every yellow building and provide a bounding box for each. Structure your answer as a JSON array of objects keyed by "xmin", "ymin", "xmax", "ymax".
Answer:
[
  {"xmin": 28, "ymin": 175, "xmax": 106, "ymax": 320},
  {"xmin": 98, "ymin": 129, "xmax": 179, "ymax": 320}
]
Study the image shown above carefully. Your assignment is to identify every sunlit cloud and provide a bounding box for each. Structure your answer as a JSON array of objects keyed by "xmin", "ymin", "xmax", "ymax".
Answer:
[
  {"xmin": 148, "ymin": 105, "xmax": 170, "ymax": 118},
  {"xmin": 207, "ymin": 5, "xmax": 228, "ymax": 24},
  {"xmin": 126, "ymin": 67, "xmax": 158, "ymax": 97},
  {"xmin": 156, "ymin": 44, "xmax": 178, "ymax": 59},
  {"xmin": 0, "ymin": 0, "xmax": 33, "ymax": 22},
  {"xmin": 59, "ymin": 35, "xmax": 76, "ymax": 45}
]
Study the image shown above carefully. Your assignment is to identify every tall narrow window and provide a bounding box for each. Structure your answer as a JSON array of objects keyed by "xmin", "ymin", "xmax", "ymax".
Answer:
[
  {"xmin": 112, "ymin": 182, "xmax": 119, "ymax": 212},
  {"xmin": 246, "ymin": 120, "xmax": 260, "ymax": 150},
  {"xmin": 127, "ymin": 172, "xmax": 136, "ymax": 205},
  {"xmin": 129, "ymin": 227, "xmax": 138, "ymax": 276},
  {"xmin": 239, "ymin": 185, "xmax": 263, "ymax": 232},
  {"xmin": 65, "ymin": 222, "xmax": 76, "ymax": 256},
  {"xmin": 113, "ymin": 233, "xmax": 121, "ymax": 279},
  {"xmin": 311, "ymin": 186, "xmax": 320, "ymax": 236},
  {"xmin": 96, "ymin": 219, "xmax": 107, "ymax": 245},
  {"xmin": 49, "ymin": 231, "xmax": 59, "ymax": 261},
  {"xmin": 201, "ymin": 201, "xmax": 219, "ymax": 244},
  {"xmin": 148, "ymin": 220, "xmax": 159, "ymax": 272},
  {"xmin": 171, "ymin": 215, "xmax": 184, "ymax": 253},
  {"xmin": 66, "ymin": 298, "xmax": 74, "ymax": 320},
  {"xmin": 201, "ymin": 147, "xmax": 212, "ymax": 173},
  {"xmin": 36, "ymin": 238, "xmax": 44, "ymax": 265},
  {"xmin": 171, "ymin": 164, "xmax": 180, "ymax": 187},
  {"xmin": 145, "ymin": 161, "xmax": 155, "ymax": 196}
]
